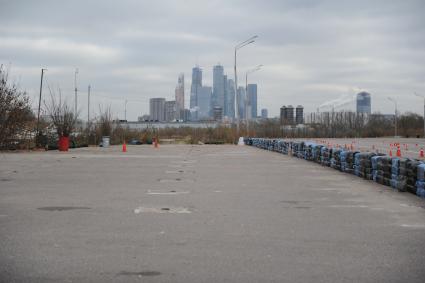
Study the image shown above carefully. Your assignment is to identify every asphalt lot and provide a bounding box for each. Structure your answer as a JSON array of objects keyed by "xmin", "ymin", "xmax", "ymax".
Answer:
[{"xmin": 1, "ymin": 145, "xmax": 425, "ymax": 283}]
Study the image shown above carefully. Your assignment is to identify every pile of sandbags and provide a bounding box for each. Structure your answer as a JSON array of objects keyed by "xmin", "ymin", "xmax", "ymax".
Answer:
[
  {"xmin": 373, "ymin": 156, "xmax": 392, "ymax": 186},
  {"xmin": 354, "ymin": 152, "xmax": 375, "ymax": 179},
  {"xmin": 342, "ymin": 151, "xmax": 356, "ymax": 174},
  {"xmin": 330, "ymin": 149, "xmax": 342, "ymax": 171},
  {"xmin": 415, "ymin": 163, "xmax": 425, "ymax": 197},
  {"xmin": 321, "ymin": 147, "xmax": 332, "ymax": 167},
  {"xmin": 390, "ymin": 158, "xmax": 407, "ymax": 192},
  {"xmin": 244, "ymin": 137, "xmax": 425, "ymax": 199},
  {"xmin": 406, "ymin": 159, "xmax": 421, "ymax": 194},
  {"xmin": 312, "ymin": 144, "xmax": 323, "ymax": 164}
]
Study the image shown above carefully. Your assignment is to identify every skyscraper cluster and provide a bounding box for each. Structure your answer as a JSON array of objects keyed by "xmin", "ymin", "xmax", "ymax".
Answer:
[
  {"xmin": 189, "ymin": 64, "xmax": 256, "ymax": 122},
  {"xmin": 148, "ymin": 64, "xmax": 259, "ymax": 123}
]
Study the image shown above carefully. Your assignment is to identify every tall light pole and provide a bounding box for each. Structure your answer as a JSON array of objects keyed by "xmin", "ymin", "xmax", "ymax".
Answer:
[
  {"xmin": 87, "ymin": 85, "xmax": 91, "ymax": 127},
  {"xmin": 414, "ymin": 92, "xmax": 425, "ymax": 137},
  {"xmin": 245, "ymin": 64, "xmax": 263, "ymax": 120},
  {"xmin": 74, "ymin": 68, "xmax": 79, "ymax": 117},
  {"xmin": 388, "ymin": 97, "xmax": 398, "ymax": 137},
  {"xmin": 124, "ymin": 99, "xmax": 128, "ymax": 121},
  {"xmin": 234, "ymin": 35, "xmax": 258, "ymax": 123},
  {"xmin": 36, "ymin": 68, "xmax": 47, "ymax": 144}
]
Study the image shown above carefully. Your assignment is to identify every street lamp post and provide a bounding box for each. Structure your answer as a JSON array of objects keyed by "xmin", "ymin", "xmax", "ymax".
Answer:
[
  {"xmin": 87, "ymin": 85, "xmax": 91, "ymax": 127},
  {"xmin": 245, "ymin": 64, "xmax": 263, "ymax": 119},
  {"xmin": 245, "ymin": 65, "xmax": 263, "ymax": 136},
  {"xmin": 124, "ymin": 99, "xmax": 128, "ymax": 121},
  {"xmin": 234, "ymin": 35, "xmax": 258, "ymax": 133},
  {"xmin": 388, "ymin": 97, "xmax": 398, "ymax": 137},
  {"xmin": 414, "ymin": 92, "xmax": 425, "ymax": 137},
  {"xmin": 36, "ymin": 68, "xmax": 47, "ymax": 146},
  {"xmin": 74, "ymin": 68, "xmax": 79, "ymax": 117}
]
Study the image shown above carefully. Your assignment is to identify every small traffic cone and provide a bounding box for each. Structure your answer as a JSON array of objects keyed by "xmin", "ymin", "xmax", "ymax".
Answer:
[
  {"xmin": 396, "ymin": 146, "xmax": 401, "ymax": 157},
  {"xmin": 122, "ymin": 142, "xmax": 127, "ymax": 152},
  {"xmin": 420, "ymin": 148, "xmax": 424, "ymax": 158}
]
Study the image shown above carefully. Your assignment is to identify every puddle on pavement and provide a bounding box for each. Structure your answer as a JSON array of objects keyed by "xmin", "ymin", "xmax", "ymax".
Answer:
[
  {"xmin": 158, "ymin": 178, "xmax": 195, "ymax": 183},
  {"xmin": 134, "ymin": 206, "xmax": 191, "ymax": 214},
  {"xmin": 117, "ymin": 271, "xmax": 161, "ymax": 277},
  {"xmin": 165, "ymin": 170, "xmax": 186, "ymax": 174},
  {"xmin": 147, "ymin": 189, "xmax": 189, "ymax": 195},
  {"xmin": 38, "ymin": 206, "xmax": 91, "ymax": 211},
  {"xmin": 280, "ymin": 200, "xmax": 311, "ymax": 204},
  {"xmin": 172, "ymin": 160, "xmax": 197, "ymax": 164}
]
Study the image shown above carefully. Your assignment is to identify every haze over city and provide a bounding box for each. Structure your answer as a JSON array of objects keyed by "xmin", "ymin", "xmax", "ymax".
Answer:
[{"xmin": 1, "ymin": 0, "xmax": 424, "ymax": 120}]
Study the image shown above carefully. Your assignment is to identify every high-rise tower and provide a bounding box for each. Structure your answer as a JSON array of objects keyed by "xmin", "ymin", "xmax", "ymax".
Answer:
[
  {"xmin": 356, "ymin": 92, "xmax": 371, "ymax": 114},
  {"xmin": 246, "ymin": 84, "xmax": 257, "ymax": 119},
  {"xmin": 175, "ymin": 73, "xmax": 184, "ymax": 119},
  {"xmin": 226, "ymin": 79, "xmax": 235, "ymax": 119},
  {"xmin": 212, "ymin": 64, "xmax": 225, "ymax": 110},
  {"xmin": 190, "ymin": 66, "xmax": 202, "ymax": 120}
]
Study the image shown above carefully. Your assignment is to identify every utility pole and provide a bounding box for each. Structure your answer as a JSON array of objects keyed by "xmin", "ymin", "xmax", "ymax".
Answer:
[
  {"xmin": 234, "ymin": 35, "xmax": 258, "ymax": 136},
  {"xmin": 124, "ymin": 99, "xmax": 128, "ymax": 121},
  {"xmin": 87, "ymin": 85, "xmax": 91, "ymax": 127},
  {"xmin": 36, "ymin": 68, "xmax": 47, "ymax": 145},
  {"xmin": 388, "ymin": 97, "xmax": 397, "ymax": 137},
  {"xmin": 414, "ymin": 92, "xmax": 425, "ymax": 137},
  {"xmin": 74, "ymin": 68, "xmax": 79, "ymax": 117}
]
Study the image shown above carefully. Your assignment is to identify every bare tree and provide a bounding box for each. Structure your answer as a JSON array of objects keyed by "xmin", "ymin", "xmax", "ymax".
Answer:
[
  {"xmin": 0, "ymin": 65, "xmax": 34, "ymax": 149},
  {"xmin": 44, "ymin": 87, "xmax": 77, "ymax": 137}
]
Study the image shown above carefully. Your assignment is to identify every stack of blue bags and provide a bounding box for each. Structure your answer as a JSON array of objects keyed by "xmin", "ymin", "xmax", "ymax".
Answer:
[
  {"xmin": 371, "ymin": 155, "xmax": 380, "ymax": 182},
  {"xmin": 415, "ymin": 163, "xmax": 425, "ymax": 197}
]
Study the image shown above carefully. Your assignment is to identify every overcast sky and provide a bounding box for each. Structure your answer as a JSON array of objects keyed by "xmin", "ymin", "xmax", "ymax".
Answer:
[{"xmin": 1, "ymin": 0, "xmax": 424, "ymax": 120}]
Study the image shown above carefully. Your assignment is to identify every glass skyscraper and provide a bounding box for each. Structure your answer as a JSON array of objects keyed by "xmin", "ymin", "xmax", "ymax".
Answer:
[
  {"xmin": 190, "ymin": 66, "xmax": 202, "ymax": 120},
  {"xmin": 212, "ymin": 64, "xmax": 225, "ymax": 110},
  {"xmin": 356, "ymin": 92, "xmax": 371, "ymax": 114},
  {"xmin": 247, "ymin": 84, "xmax": 257, "ymax": 119},
  {"xmin": 197, "ymin": 86, "xmax": 212, "ymax": 120}
]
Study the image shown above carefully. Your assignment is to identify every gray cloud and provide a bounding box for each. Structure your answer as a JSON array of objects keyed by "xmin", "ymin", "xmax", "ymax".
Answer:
[{"xmin": 1, "ymin": 0, "xmax": 424, "ymax": 119}]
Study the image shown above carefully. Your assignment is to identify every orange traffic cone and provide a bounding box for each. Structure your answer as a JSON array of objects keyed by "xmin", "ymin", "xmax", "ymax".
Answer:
[
  {"xmin": 420, "ymin": 148, "xmax": 424, "ymax": 158},
  {"xmin": 122, "ymin": 142, "xmax": 127, "ymax": 152},
  {"xmin": 396, "ymin": 146, "xmax": 401, "ymax": 157}
]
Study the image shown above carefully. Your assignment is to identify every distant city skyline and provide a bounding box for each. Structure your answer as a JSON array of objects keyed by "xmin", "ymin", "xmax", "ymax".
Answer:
[{"xmin": 1, "ymin": 0, "xmax": 424, "ymax": 120}]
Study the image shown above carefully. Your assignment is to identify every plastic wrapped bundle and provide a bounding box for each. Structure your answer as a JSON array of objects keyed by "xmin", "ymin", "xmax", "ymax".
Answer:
[
  {"xmin": 312, "ymin": 144, "xmax": 323, "ymax": 163},
  {"xmin": 340, "ymin": 151, "xmax": 347, "ymax": 172},
  {"xmin": 355, "ymin": 152, "xmax": 376, "ymax": 179},
  {"xmin": 321, "ymin": 147, "xmax": 332, "ymax": 167},
  {"xmin": 354, "ymin": 152, "xmax": 361, "ymax": 176},
  {"xmin": 417, "ymin": 163, "xmax": 425, "ymax": 181},
  {"xmin": 375, "ymin": 156, "xmax": 392, "ymax": 186},
  {"xmin": 406, "ymin": 159, "xmax": 421, "ymax": 194},
  {"xmin": 343, "ymin": 151, "xmax": 357, "ymax": 174},
  {"xmin": 330, "ymin": 149, "xmax": 342, "ymax": 171}
]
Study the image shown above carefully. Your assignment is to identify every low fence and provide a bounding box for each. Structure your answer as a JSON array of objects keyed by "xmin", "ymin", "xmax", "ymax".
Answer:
[{"xmin": 244, "ymin": 138, "xmax": 425, "ymax": 199}]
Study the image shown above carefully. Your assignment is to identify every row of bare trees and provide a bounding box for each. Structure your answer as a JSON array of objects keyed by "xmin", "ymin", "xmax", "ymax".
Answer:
[{"xmin": 246, "ymin": 111, "xmax": 424, "ymax": 139}]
